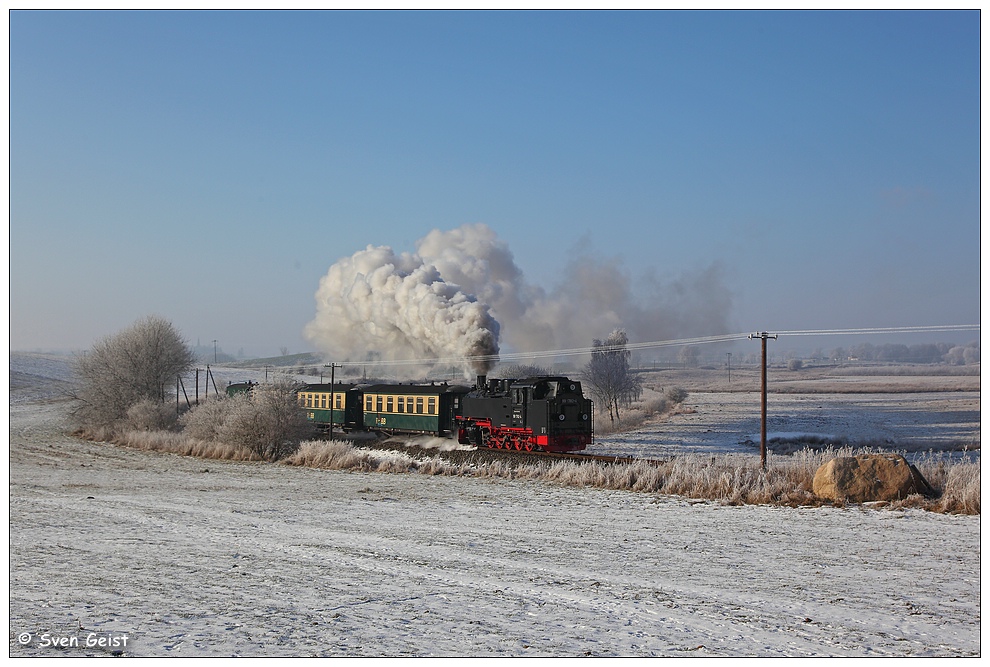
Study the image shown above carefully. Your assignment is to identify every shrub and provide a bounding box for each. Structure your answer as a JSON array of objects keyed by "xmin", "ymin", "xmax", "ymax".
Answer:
[
  {"xmin": 217, "ymin": 374, "xmax": 310, "ymax": 461},
  {"xmin": 124, "ymin": 398, "xmax": 179, "ymax": 432},
  {"xmin": 181, "ymin": 394, "xmax": 248, "ymax": 442}
]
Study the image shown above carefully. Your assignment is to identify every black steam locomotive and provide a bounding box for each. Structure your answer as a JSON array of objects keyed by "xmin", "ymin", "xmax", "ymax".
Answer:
[{"xmin": 296, "ymin": 374, "xmax": 594, "ymax": 453}]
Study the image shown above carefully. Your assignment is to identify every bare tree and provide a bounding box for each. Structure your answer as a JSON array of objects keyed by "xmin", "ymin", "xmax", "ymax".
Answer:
[
  {"xmin": 677, "ymin": 345, "xmax": 699, "ymax": 367},
  {"xmin": 583, "ymin": 329, "xmax": 641, "ymax": 424},
  {"xmin": 72, "ymin": 315, "xmax": 194, "ymax": 430}
]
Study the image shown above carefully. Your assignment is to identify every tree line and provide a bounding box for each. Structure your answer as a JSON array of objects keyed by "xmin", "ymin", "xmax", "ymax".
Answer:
[{"xmin": 827, "ymin": 341, "xmax": 979, "ymax": 365}]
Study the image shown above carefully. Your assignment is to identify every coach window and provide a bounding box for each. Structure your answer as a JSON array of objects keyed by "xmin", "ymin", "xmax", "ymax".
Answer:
[
  {"xmin": 407, "ymin": 397, "xmax": 415, "ymax": 413},
  {"xmin": 416, "ymin": 397, "xmax": 424, "ymax": 414},
  {"xmin": 428, "ymin": 397, "xmax": 436, "ymax": 414},
  {"xmin": 335, "ymin": 394, "xmax": 342, "ymax": 410},
  {"xmin": 397, "ymin": 397, "xmax": 405, "ymax": 413},
  {"xmin": 386, "ymin": 396, "xmax": 394, "ymax": 412},
  {"xmin": 320, "ymin": 395, "xmax": 326, "ymax": 409},
  {"xmin": 375, "ymin": 396, "xmax": 383, "ymax": 412},
  {"xmin": 365, "ymin": 396, "xmax": 373, "ymax": 412}
]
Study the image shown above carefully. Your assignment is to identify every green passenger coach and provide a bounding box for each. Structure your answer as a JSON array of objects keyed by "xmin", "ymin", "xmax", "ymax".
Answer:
[
  {"xmin": 361, "ymin": 383, "xmax": 467, "ymax": 436},
  {"xmin": 298, "ymin": 383, "xmax": 361, "ymax": 432}
]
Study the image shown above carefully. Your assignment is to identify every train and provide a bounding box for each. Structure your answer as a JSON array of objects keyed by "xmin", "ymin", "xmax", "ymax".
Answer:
[{"xmin": 295, "ymin": 374, "xmax": 594, "ymax": 453}]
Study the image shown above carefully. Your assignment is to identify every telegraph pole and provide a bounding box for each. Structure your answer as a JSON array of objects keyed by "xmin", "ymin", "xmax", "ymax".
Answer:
[
  {"xmin": 325, "ymin": 363, "xmax": 341, "ymax": 441},
  {"xmin": 749, "ymin": 332, "xmax": 777, "ymax": 469},
  {"xmin": 726, "ymin": 352, "xmax": 732, "ymax": 384}
]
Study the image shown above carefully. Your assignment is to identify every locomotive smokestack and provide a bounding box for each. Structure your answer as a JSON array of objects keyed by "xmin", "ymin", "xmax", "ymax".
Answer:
[{"xmin": 477, "ymin": 375, "xmax": 487, "ymax": 390}]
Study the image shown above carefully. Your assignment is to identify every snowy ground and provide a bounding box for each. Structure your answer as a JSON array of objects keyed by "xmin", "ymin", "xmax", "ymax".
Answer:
[{"xmin": 7, "ymin": 353, "xmax": 982, "ymax": 657}]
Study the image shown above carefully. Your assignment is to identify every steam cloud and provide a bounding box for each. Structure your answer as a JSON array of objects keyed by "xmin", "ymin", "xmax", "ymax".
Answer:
[
  {"xmin": 305, "ymin": 223, "xmax": 732, "ymax": 376},
  {"xmin": 303, "ymin": 243, "xmax": 500, "ymax": 377}
]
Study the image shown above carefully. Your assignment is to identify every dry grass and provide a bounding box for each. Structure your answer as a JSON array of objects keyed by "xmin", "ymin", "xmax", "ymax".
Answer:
[
  {"xmin": 75, "ymin": 427, "xmax": 262, "ymax": 461},
  {"xmin": 279, "ymin": 441, "xmax": 980, "ymax": 515},
  {"xmin": 76, "ymin": 429, "xmax": 979, "ymax": 515},
  {"xmin": 924, "ymin": 457, "xmax": 981, "ymax": 514}
]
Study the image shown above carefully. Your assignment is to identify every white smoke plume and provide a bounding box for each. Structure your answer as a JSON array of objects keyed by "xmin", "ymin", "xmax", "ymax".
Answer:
[
  {"xmin": 415, "ymin": 224, "xmax": 733, "ymax": 355},
  {"xmin": 303, "ymin": 243, "xmax": 500, "ymax": 378},
  {"xmin": 305, "ymin": 223, "xmax": 732, "ymax": 375}
]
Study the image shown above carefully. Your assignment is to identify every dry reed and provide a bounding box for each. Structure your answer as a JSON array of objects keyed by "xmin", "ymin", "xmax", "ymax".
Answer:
[
  {"xmin": 277, "ymin": 441, "xmax": 980, "ymax": 515},
  {"xmin": 76, "ymin": 428, "xmax": 979, "ymax": 515},
  {"xmin": 76, "ymin": 427, "xmax": 262, "ymax": 461}
]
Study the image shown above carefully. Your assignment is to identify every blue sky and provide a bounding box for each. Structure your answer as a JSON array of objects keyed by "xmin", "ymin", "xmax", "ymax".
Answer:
[{"xmin": 10, "ymin": 10, "xmax": 981, "ymax": 358}]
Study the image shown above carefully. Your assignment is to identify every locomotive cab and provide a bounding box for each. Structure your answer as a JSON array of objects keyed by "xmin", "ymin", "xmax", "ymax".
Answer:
[{"xmin": 517, "ymin": 377, "xmax": 593, "ymax": 452}]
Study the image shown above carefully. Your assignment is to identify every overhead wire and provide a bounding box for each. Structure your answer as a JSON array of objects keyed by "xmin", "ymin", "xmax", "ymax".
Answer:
[{"xmin": 327, "ymin": 324, "xmax": 979, "ymax": 370}]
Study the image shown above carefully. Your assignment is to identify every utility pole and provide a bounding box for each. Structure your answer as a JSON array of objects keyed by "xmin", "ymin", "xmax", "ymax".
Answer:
[
  {"xmin": 749, "ymin": 332, "xmax": 777, "ymax": 470},
  {"xmin": 726, "ymin": 352, "xmax": 732, "ymax": 384},
  {"xmin": 325, "ymin": 363, "xmax": 341, "ymax": 441},
  {"xmin": 213, "ymin": 340, "xmax": 217, "ymax": 364}
]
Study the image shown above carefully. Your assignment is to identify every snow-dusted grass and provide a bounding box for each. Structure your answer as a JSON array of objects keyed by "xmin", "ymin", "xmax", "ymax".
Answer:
[
  {"xmin": 74, "ymin": 426, "xmax": 262, "ymax": 461},
  {"xmin": 276, "ymin": 440, "xmax": 979, "ymax": 515}
]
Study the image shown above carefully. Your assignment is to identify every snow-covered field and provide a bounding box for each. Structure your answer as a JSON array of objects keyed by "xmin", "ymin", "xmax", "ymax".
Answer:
[
  {"xmin": 591, "ymin": 390, "xmax": 981, "ymax": 461},
  {"xmin": 7, "ymin": 353, "xmax": 982, "ymax": 656}
]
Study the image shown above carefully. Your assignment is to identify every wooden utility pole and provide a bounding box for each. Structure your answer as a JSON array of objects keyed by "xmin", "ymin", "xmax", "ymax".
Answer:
[{"xmin": 749, "ymin": 332, "xmax": 777, "ymax": 469}]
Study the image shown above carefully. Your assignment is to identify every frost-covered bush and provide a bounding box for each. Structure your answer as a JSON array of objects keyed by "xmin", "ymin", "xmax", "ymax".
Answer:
[
  {"xmin": 179, "ymin": 374, "xmax": 309, "ymax": 461},
  {"xmin": 124, "ymin": 398, "xmax": 179, "ymax": 432},
  {"xmin": 217, "ymin": 374, "xmax": 310, "ymax": 461},
  {"xmin": 181, "ymin": 393, "xmax": 248, "ymax": 442}
]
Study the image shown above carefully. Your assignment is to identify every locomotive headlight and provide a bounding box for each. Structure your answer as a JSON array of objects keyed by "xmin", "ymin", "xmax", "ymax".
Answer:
[
  {"xmin": 558, "ymin": 414, "xmax": 566, "ymax": 421},
  {"xmin": 582, "ymin": 414, "xmax": 589, "ymax": 420}
]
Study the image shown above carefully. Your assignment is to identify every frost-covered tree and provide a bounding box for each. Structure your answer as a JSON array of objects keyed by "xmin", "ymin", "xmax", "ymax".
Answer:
[
  {"xmin": 583, "ymin": 329, "xmax": 641, "ymax": 423},
  {"xmin": 72, "ymin": 316, "xmax": 194, "ymax": 430}
]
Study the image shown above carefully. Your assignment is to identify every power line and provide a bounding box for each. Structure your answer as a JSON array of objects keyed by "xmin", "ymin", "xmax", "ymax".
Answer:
[
  {"xmin": 321, "ymin": 324, "xmax": 979, "ymax": 369},
  {"xmin": 773, "ymin": 324, "xmax": 980, "ymax": 337}
]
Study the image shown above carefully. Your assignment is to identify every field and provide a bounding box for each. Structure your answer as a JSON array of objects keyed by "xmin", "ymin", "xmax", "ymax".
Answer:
[
  {"xmin": 7, "ymin": 353, "xmax": 982, "ymax": 656},
  {"xmin": 591, "ymin": 364, "xmax": 980, "ymax": 460}
]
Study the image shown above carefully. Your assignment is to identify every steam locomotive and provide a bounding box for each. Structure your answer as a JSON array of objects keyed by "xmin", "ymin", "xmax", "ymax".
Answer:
[{"xmin": 296, "ymin": 374, "xmax": 594, "ymax": 453}]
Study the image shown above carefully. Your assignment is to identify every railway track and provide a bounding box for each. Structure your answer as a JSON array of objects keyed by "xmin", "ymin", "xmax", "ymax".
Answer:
[
  {"xmin": 527, "ymin": 450, "xmax": 667, "ymax": 466},
  {"xmin": 365, "ymin": 436, "xmax": 668, "ymax": 468}
]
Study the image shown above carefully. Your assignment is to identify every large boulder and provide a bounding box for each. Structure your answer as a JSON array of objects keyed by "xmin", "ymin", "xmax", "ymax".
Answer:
[{"xmin": 813, "ymin": 454, "xmax": 933, "ymax": 503}]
